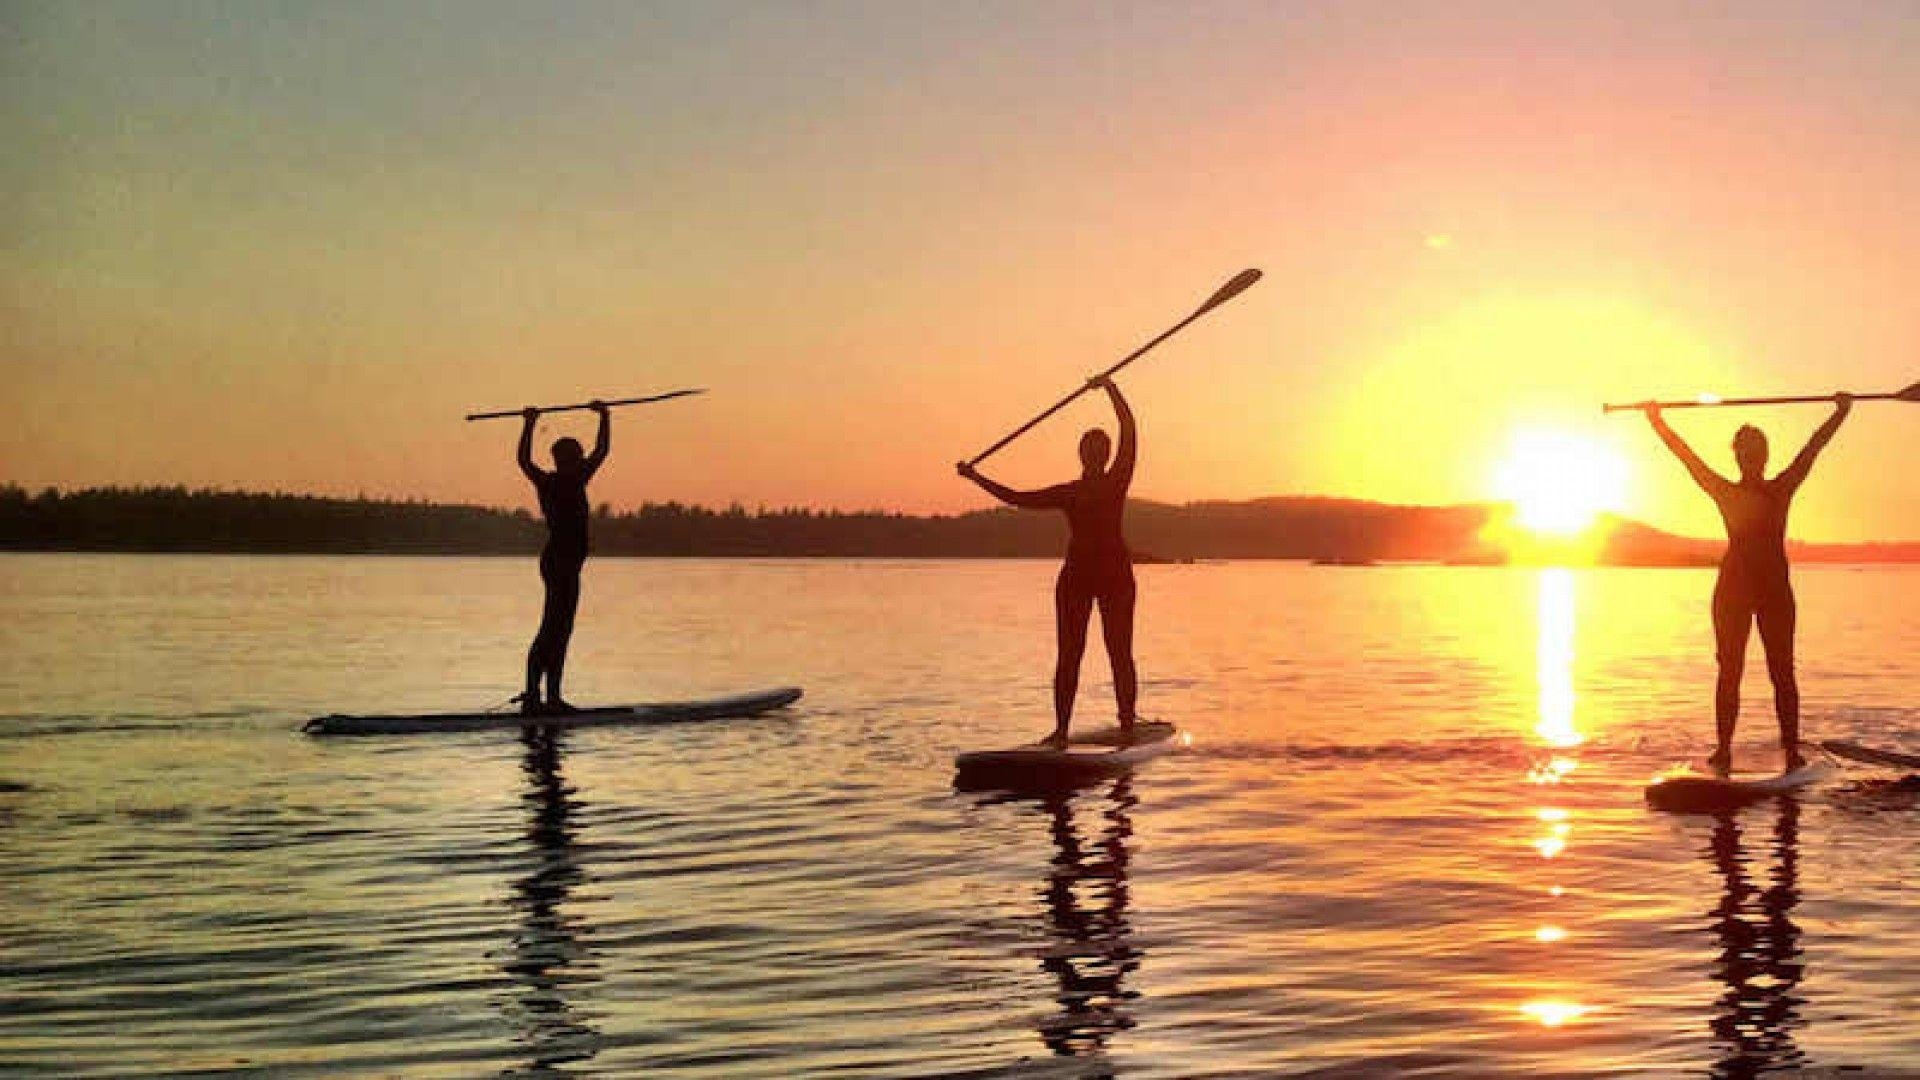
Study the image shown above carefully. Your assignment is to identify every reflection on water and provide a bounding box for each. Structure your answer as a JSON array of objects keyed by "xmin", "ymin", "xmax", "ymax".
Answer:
[
  {"xmin": 975, "ymin": 778, "xmax": 1142, "ymax": 1067},
  {"xmin": 5, "ymin": 557, "xmax": 1918, "ymax": 1077},
  {"xmin": 1521, "ymin": 568, "xmax": 1589, "ymax": 1030},
  {"xmin": 500, "ymin": 726, "xmax": 602, "ymax": 1076},
  {"xmin": 1704, "ymin": 801, "xmax": 1806, "ymax": 1079},
  {"xmin": 1036, "ymin": 779, "xmax": 1140, "ymax": 1061},
  {"xmin": 1534, "ymin": 569, "xmax": 1583, "ymax": 751}
]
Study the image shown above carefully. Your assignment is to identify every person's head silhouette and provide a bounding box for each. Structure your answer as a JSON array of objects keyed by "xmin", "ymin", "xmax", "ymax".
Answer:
[
  {"xmin": 1732, "ymin": 425, "xmax": 1768, "ymax": 479},
  {"xmin": 551, "ymin": 437, "xmax": 586, "ymax": 475},
  {"xmin": 1079, "ymin": 429, "xmax": 1112, "ymax": 475}
]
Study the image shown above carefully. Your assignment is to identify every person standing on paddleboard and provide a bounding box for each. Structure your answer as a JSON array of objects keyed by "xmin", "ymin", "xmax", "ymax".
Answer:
[
  {"xmin": 958, "ymin": 375, "xmax": 1139, "ymax": 749},
  {"xmin": 516, "ymin": 401, "xmax": 610, "ymax": 715},
  {"xmin": 1641, "ymin": 393, "xmax": 1851, "ymax": 774}
]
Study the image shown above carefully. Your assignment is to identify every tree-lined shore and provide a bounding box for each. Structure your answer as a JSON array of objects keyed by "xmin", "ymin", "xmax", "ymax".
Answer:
[{"xmin": 2, "ymin": 485, "xmax": 1914, "ymax": 563}]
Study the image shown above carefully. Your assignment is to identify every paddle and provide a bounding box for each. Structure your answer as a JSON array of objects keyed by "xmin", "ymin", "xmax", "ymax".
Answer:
[
  {"xmin": 966, "ymin": 269, "xmax": 1263, "ymax": 467},
  {"xmin": 1602, "ymin": 380, "xmax": 1920, "ymax": 414},
  {"xmin": 466, "ymin": 389, "xmax": 705, "ymax": 421}
]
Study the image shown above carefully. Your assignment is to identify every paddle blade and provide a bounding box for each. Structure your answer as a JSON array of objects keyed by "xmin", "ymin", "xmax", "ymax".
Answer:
[
  {"xmin": 1897, "ymin": 380, "xmax": 1920, "ymax": 402},
  {"xmin": 1195, "ymin": 268, "xmax": 1262, "ymax": 315}
]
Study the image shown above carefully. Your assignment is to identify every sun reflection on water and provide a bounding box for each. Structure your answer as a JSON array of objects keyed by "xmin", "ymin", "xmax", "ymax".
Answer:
[
  {"xmin": 1518, "ymin": 569, "xmax": 1590, "ymax": 1033},
  {"xmin": 1520, "ymin": 1000, "xmax": 1589, "ymax": 1027},
  {"xmin": 1532, "ymin": 828, "xmax": 1569, "ymax": 859},
  {"xmin": 1534, "ymin": 570, "xmax": 1584, "ymax": 749}
]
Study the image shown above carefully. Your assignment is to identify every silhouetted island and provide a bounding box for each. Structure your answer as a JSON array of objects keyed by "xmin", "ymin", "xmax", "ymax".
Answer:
[{"xmin": 2, "ymin": 485, "xmax": 1915, "ymax": 564}]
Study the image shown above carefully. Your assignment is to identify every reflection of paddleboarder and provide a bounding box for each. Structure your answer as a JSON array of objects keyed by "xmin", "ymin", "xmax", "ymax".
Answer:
[
  {"xmin": 1035, "ymin": 779, "xmax": 1139, "ymax": 1059},
  {"xmin": 516, "ymin": 401, "xmax": 610, "ymax": 715},
  {"xmin": 1642, "ymin": 395, "xmax": 1850, "ymax": 774},
  {"xmin": 506, "ymin": 726, "xmax": 600, "ymax": 1070},
  {"xmin": 1703, "ymin": 801, "xmax": 1804, "ymax": 1076},
  {"xmin": 959, "ymin": 376, "xmax": 1138, "ymax": 749}
]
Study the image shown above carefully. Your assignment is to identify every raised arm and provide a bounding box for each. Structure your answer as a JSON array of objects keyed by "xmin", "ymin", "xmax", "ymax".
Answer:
[
  {"xmin": 1095, "ymin": 376, "xmax": 1136, "ymax": 489},
  {"xmin": 583, "ymin": 400, "xmax": 611, "ymax": 476},
  {"xmin": 1645, "ymin": 405, "xmax": 1727, "ymax": 496},
  {"xmin": 516, "ymin": 407, "xmax": 543, "ymax": 482},
  {"xmin": 956, "ymin": 463, "xmax": 1067, "ymax": 510},
  {"xmin": 1774, "ymin": 393, "xmax": 1851, "ymax": 494}
]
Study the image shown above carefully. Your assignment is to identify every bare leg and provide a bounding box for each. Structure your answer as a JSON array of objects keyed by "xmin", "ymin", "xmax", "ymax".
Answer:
[
  {"xmin": 522, "ymin": 643, "xmax": 544, "ymax": 713},
  {"xmin": 1711, "ymin": 574, "xmax": 1753, "ymax": 775},
  {"xmin": 542, "ymin": 564, "xmax": 582, "ymax": 711},
  {"xmin": 1096, "ymin": 571, "xmax": 1138, "ymax": 730},
  {"xmin": 1052, "ymin": 570, "xmax": 1095, "ymax": 747},
  {"xmin": 524, "ymin": 552, "xmax": 561, "ymax": 713},
  {"xmin": 1757, "ymin": 585, "xmax": 1800, "ymax": 770}
]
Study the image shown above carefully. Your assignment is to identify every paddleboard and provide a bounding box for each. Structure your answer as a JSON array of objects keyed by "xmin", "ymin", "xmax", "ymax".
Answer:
[
  {"xmin": 954, "ymin": 720, "xmax": 1179, "ymax": 787},
  {"xmin": 1819, "ymin": 739, "xmax": 1920, "ymax": 770},
  {"xmin": 1644, "ymin": 760, "xmax": 1833, "ymax": 812},
  {"xmin": 305, "ymin": 686, "xmax": 802, "ymax": 736}
]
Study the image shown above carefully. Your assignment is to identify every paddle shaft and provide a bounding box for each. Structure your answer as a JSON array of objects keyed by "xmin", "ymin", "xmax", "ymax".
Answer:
[
  {"xmin": 967, "ymin": 315, "xmax": 1208, "ymax": 466},
  {"xmin": 1605, "ymin": 379, "xmax": 1920, "ymax": 413},
  {"xmin": 1604, "ymin": 391, "xmax": 1894, "ymax": 413},
  {"xmin": 466, "ymin": 389, "xmax": 704, "ymax": 422}
]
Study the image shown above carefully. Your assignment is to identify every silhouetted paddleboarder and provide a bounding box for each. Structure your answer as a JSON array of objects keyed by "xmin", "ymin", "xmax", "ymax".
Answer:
[
  {"xmin": 959, "ymin": 376, "xmax": 1138, "ymax": 749},
  {"xmin": 1641, "ymin": 395, "xmax": 1851, "ymax": 774},
  {"xmin": 516, "ymin": 401, "xmax": 610, "ymax": 715}
]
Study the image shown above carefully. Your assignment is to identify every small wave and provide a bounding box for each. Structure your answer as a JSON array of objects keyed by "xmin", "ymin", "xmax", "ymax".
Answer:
[
  {"xmin": 122, "ymin": 806, "xmax": 196, "ymax": 824},
  {"xmin": 0, "ymin": 718, "xmax": 193, "ymax": 740},
  {"xmin": 1830, "ymin": 776, "xmax": 1920, "ymax": 813},
  {"xmin": 1187, "ymin": 737, "xmax": 1529, "ymax": 765},
  {"xmin": 0, "ymin": 709, "xmax": 273, "ymax": 740}
]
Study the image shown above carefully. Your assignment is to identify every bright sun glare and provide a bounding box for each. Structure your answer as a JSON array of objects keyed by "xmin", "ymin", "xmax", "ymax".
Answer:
[{"xmin": 1491, "ymin": 430, "xmax": 1630, "ymax": 536}]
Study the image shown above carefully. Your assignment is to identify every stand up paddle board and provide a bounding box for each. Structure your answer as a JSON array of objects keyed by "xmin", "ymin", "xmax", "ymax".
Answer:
[
  {"xmin": 1819, "ymin": 740, "xmax": 1920, "ymax": 771},
  {"xmin": 305, "ymin": 686, "xmax": 801, "ymax": 736},
  {"xmin": 954, "ymin": 720, "xmax": 1179, "ymax": 788},
  {"xmin": 1644, "ymin": 760, "xmax": 1833, "ymax": 812}
]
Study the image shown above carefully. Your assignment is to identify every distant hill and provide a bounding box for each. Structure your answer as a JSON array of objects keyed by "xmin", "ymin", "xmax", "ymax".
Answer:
[{"xmin": 2, "ymin": 485, "xmax": 1915, "ymax": 564}]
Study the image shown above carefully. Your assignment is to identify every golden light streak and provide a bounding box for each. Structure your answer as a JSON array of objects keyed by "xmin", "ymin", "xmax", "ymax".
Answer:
[
  {"xmin": 1534, "ymin": 570, "xmax": 1585, "ymax": 749},
  {"xmin": 1520, "ymin": 1000, "xmax": 1588, "ymax": 1027}
]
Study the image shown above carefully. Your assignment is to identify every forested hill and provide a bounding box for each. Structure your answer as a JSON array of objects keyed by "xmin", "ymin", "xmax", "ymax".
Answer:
[
  {"xmin": 0, "ymin": 486, "xmax": 1490, "ymax": 559},
  {"xmin": 2, "ymin": 486, "xmax": 1914, "ymax": 563}
]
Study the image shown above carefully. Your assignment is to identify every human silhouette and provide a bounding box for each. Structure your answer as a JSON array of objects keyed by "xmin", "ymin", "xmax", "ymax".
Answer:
[
  {"xmin": 959, "ymin": 376, "xmax": 1139, "ymax": 749},
  {"xmin": 516, "ymin": 402, "xmax": 610, "ymax": 714},
  {"xmin": 1643, "ymin": 395, "xmax": 1850, "ymax": 773}
]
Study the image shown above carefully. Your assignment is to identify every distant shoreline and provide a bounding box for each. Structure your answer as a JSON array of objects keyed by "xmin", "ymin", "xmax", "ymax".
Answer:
[{"xmin": 5, "ymin": 485, "xmax": 1917, "ymax": 565}]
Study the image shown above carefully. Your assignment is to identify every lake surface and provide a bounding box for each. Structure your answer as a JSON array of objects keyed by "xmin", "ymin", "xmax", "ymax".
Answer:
[{"xmin": 1, "ymin": 555, "xmax": 1915, "ymax": 1078}]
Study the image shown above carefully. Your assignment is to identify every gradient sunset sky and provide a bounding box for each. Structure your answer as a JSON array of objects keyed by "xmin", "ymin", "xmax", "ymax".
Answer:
[{"xmin": 6, "ymin": 2, "xmax": 1917, "ymax": 542}]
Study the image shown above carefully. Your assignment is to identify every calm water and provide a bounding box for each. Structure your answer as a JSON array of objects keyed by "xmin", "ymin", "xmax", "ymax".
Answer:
[{"xmin": 1, "ymin": 555, "xmax": 1915, "ymax": 1078}]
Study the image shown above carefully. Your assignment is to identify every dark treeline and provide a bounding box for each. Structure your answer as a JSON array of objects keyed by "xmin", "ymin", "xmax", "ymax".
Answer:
[
  {"xmin": 2, "ymin": 485, "xmax": 1913, "ymax": 562},
  {"xmin": 0, "ymin": 485, "xmax": 1488, "ymax": 559},
  {"xmin": 0, "ymin": 486, "xmax": 537, "ymax": 554}
]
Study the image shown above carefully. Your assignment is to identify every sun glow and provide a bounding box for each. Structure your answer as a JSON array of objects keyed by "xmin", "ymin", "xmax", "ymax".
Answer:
[{"xmin": 1491, "ymin": 429, "xmax": 1631, "ymax": 536}]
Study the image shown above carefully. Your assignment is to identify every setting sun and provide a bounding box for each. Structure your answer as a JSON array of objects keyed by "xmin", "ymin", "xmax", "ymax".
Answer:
[{"xmin": 1491, "ymin": 430, "xmax": 1631, "ymax": 536}]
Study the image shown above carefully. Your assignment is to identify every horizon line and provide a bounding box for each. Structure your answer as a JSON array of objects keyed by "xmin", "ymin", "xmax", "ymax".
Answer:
[{"xmin": 7, "ymin": 481, "xmax": 1918, "ymax": 549}]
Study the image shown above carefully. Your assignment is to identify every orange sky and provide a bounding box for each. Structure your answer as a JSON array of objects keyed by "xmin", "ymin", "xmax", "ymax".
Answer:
[{"xmin": 5, "ymin": 3, "xmax": 1917, "ymax": 542}]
